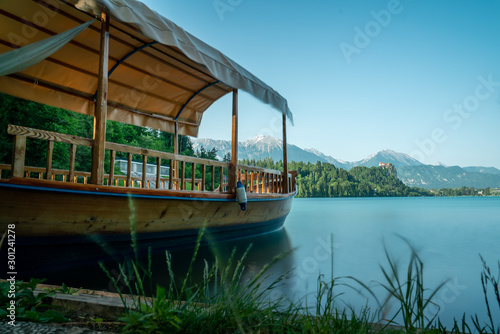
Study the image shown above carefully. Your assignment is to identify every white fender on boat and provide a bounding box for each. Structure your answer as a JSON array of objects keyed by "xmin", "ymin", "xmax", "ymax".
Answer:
[{"xmin": 236, "ymin": 181, "xmax": 247, "ymax": 211}]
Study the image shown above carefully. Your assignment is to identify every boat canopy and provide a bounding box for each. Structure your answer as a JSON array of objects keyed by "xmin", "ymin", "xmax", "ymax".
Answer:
[{"xmin": 0, "ymin": 0, "xmax": 292, "ymax": 137}]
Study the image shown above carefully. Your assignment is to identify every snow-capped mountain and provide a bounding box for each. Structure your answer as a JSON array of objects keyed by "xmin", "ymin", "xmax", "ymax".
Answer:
[
  {"xmin": 192, "ymin": 135, "xmax": 500, "ymax": 189},
  {"xmin": 239, "ymin": 135, "xmax": 284, "ymax": 161},
  {"xmin": 463, "ymin": 166, "xmax": 500, "ymax": 175},
  {"xmin": 193, "ymin": 135, "xmax": 353, "ymax": 167},
  {"xmin": 303, "ymin": 148, "xmax": 352, "ymax": 169},
  {"xmin": 398, "ymin": 165, "xmax": 500, "ymax": 189},
  {"xmin": 193, "ymin": 138, "xmax": 232, "ymax": 160},
  {"xmin": 353, "ymin": 149, "xmax": 423, "ymax": 168},
  {"xmin": 192, "ymin": 136, "xmax": 421, "ymax": 169}
]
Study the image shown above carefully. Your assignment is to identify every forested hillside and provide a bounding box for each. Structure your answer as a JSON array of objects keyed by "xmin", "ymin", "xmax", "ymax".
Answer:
[{"xmin": 239, "ymin": 158, "xmax": 432, "ymax": 197}]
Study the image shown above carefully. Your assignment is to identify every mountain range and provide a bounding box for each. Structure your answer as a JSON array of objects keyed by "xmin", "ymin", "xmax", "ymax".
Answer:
[{"xmin": 192, "ymin": 135, "xmax": 500, "ymax": 190}]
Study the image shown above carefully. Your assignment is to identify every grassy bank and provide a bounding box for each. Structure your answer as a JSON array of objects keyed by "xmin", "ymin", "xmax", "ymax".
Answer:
[
  {"xmin": 2, "ymin": 231, "xmax": 499, "ymax": 333},
  {"xmin": 99, "ymin": 230, "xmax": 500, "ymax": 333}
]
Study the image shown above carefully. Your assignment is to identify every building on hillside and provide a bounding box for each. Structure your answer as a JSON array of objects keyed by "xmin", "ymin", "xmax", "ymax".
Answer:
[
  {"xmin": 378, "ymin": 162, "xmax": 397, "ymax": 177},
  {"xmin": 115, "ymin": 158, "xmax": 170, "ymax": 178}
]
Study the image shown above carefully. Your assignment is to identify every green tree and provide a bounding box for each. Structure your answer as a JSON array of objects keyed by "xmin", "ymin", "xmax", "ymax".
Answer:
[{"xmin": 0, "ymin": 93, "xmax": 198, "ymax": 177}]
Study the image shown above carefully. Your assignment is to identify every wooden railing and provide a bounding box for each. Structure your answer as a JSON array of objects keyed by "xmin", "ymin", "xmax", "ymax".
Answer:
[
  {"xmin": 3, "ymin": 125, "xmax": 296, "ymax": 195},
  {"xmin": 103, "ymin": 141, "xmax": 231, "ymax": 192},
  {"xmin": 238, "ymin": 165, "xmax": 296, "ymax": 195},
  {"xmin": 0, "ymin": 163, "xmax": 197, "ymax": 189}
]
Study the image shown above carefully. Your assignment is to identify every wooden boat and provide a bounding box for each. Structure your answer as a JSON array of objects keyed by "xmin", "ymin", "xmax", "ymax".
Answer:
[{"xmin": 0, "ymin": 0, "xmax": 296, "ymax": 255}]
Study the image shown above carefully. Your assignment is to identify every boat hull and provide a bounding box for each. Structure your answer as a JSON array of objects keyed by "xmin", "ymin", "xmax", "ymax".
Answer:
[
  {"xmin": 0, "ymin": 178, "xmax": 293, "ymax": 247},
  {"xmin": 0, "ymin": 178, "xmax": 294, "ymax": 272}
]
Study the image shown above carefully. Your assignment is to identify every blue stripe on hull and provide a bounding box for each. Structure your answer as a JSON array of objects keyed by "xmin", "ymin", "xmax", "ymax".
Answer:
[{"xmin": 0, "ymin": 182, "xmax": 296, "ymax": 202}]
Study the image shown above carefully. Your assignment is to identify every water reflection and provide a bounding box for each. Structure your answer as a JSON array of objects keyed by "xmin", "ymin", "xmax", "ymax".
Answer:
[
  {"xmin": 146, "ymin": 228, "xmax": 295, "ymax": 296},
  {"xmin": 15, "ymin": 227, "xmax": 295, "ymax": 295}
]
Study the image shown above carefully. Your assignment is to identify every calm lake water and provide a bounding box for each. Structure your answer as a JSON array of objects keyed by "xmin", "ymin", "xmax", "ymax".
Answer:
[{"xmin": 27, "ymin": 197, "xmax": 500, "ymax": 328}]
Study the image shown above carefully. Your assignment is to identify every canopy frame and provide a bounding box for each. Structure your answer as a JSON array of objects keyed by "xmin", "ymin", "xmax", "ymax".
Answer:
[
  {"xmin": 175, "ymin": 80, "xmax": 221, "ymax": 121},
  {"xmin": 0, "ymin": 0, "xmax": 292, "ymax": 191},
  {"xmin": 93, "ymin": 40, "xmax": 158, "ymax": 99}
]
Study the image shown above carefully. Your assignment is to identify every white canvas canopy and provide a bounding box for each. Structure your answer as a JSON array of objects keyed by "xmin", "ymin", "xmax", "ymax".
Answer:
[{"xmin": 0, "ymin": 0, "xmax": 292, "ymax": 137}]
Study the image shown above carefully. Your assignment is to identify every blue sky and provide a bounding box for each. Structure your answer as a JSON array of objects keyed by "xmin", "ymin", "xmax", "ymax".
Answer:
[{"xmin": 142, "ymin": 0, "xmax": 500, "ymax": 168}]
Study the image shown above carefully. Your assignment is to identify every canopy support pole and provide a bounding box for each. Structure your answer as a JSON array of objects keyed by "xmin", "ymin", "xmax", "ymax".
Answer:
[
  {"xmin": 282, "ymin": 113, "xmax": 289, "ymax": 194},
  {"xmin": 90, "ymin": 6, "xmax": 109, "ymax": 185},
  {"xmin": 174, "ymin": 121, "xmax": 179, "ymax": 189},
  {"xmin": 228, "ymin": 89, "xmax": 238, "ymax": 194}
]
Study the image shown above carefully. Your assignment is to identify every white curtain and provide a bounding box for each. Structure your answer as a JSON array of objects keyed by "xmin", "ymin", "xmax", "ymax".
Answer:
[{"xmin": 0, "ymin": 19, "xmax": 95, "ymax": 77}]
